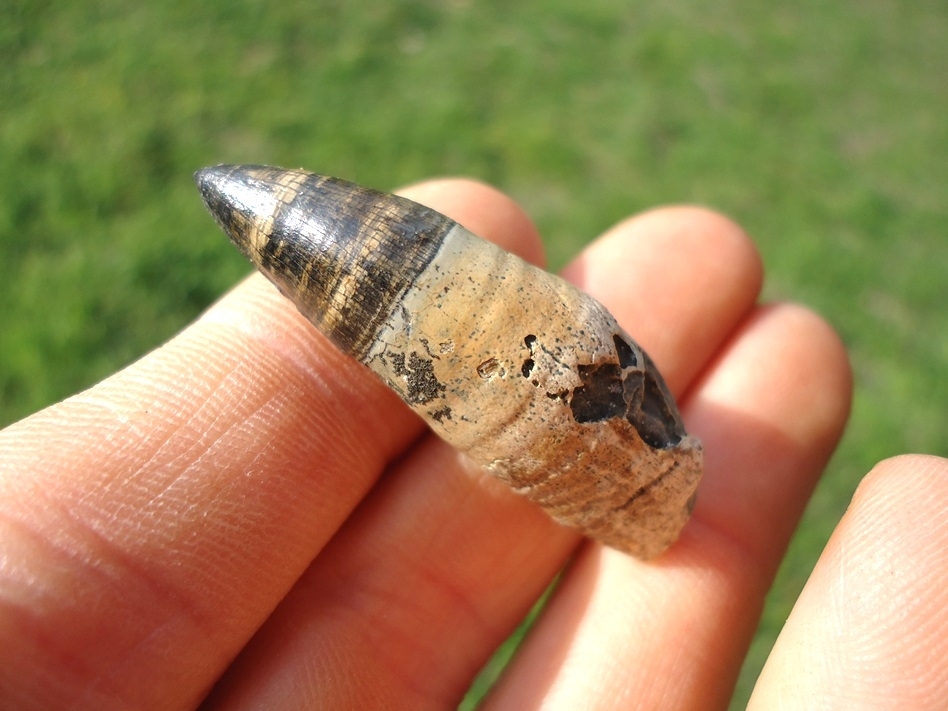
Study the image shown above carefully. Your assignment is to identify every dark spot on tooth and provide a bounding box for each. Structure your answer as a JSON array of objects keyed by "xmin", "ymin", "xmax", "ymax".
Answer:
[
  {"xmin": 569, "ymin": 363, "xmax": 626, "ymax": 422},
  {"xmin": 477, "ymin": 358, "xmax": 503, "ymax": 379},
  {"xmin": 389, "ymin": 352, "xmax": 446, "ymax": 405},
  {"xmin": 524, "ymin": 334, "xmax": 537, "ymax": 351},
  {"xmin": 625, "ymin": 369, "xmax": 684, "ymax": 449},
  {"xmin": 569, "ymin": 359, "xmax": 686, "ymax": 449},
  {"xmin": 429, "ymin": 406, "xmax": 452, "ymax": 423},
  {"xmin": 686, "ymin": 491, "xmax": 698, "ymax": 513},
  {"xmin": 521, "ymin": 359, "xmax": 535, "ymax": 378},
  {"xmin": 613, "ymin": 334, "xmax": 638, "ymax": 368},
  {"xmin": 616, "ymin": 459, "xmax": 685, "ymax": 511}
]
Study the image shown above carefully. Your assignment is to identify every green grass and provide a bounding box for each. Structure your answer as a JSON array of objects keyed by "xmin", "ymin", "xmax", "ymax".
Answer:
[{"xmin": 2, "ymin": 0, "xmax": 946, "ymax": 707}]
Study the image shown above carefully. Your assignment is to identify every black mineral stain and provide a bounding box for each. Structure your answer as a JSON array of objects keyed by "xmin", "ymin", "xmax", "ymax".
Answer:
[
  {"xmin": 616, "ymin": 461, "xmax": 679, "ymax": 510},
  {"xmin": 568, "ymin": 341, "xmax": 685, "ymax": 449},
  {"xmin": 569, "ymin": 363, "xmax": 626, "ymax": 421},
  {"xmin": 389, "ymin": 352, "xmax": 446, "ymax": 405},
  {"xmin": 429, "ymin": 406, "xmax": 452, "ymax": 423},
  {"xmin": 613, "ymin": 334, "xmax": 638, "ymax": 368},
  {"xmin": 522, "ymin": 334, "xmax": 538, "ymax": 379}
]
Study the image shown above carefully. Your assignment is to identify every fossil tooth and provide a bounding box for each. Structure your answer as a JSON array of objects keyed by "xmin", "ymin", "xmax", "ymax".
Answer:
[{"xmin": 196, "ymin": 164, "xmax": 702, "ymax": 559}]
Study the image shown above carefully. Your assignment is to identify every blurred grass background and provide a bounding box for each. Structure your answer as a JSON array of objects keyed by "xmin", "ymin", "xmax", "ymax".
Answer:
[{"xmin": 2, "ymin": 0, "xmax": 945, "ymax": 706}]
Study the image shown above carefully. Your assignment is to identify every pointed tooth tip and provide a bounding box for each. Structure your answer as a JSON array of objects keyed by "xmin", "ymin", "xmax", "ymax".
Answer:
[
  {"xmin": 194, "ymin": 165, "xmax": 269, "ymax": 221},
  {"xmin": 194, "ymin": 165, "xmax": 251, "ymax": 247},
  {"xmin": 194, "ymin": 166, "xmax": 224, "ymax": 208},
  {"xmin": 194, "ymin": 164, "xmax": 223, "ymax": 184},
  {"xmin": 194, "ymin": 164, "xmax": 237, "ymax": 195}
]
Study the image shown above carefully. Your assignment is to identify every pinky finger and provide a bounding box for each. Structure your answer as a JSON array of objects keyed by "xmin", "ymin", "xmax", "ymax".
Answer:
[{"xmin": 749, "ymin": 454, "xmax": 948, "ymax": 710}]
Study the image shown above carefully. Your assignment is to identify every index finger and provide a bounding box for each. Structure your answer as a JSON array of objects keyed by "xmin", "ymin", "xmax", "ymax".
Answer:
[{"xmin": 0, "ymin": 178, "xmax": 543, "ymax": 709}]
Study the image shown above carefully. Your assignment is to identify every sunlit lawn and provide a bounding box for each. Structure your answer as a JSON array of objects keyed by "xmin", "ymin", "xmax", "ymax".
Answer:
[{"xmin": 3, "ymin": 1, "xmax": 946, "ymax": 706}]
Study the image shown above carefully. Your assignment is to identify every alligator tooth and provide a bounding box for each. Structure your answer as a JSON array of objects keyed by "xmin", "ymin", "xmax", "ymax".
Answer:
[{"xmin": 196, "ymin": 164, "xmax": 702, "ymax": 559}]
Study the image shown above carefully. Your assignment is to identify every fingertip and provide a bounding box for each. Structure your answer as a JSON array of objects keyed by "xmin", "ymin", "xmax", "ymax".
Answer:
[
  {"xmin": 751, "ymin": 454, "xmax": 948, "ymax": 709},
  {"xmin": 857, "ymin": 454, "xmax": 948, "ymax": 502},
  {"xmin": 618, "ymin": 203, "xmax": 761, "ymax": 255},
  {"xmin": 848, "ymin": 455, "xmax": 948, "ymax": 545},
  {"xmin": 846, "ymin": 455, "xmax": 948, "ymax": 570},
  {"xmin": 682, "ymin": 301, "xmax": 852, "ymax": 575},
  {"xmin": 396, "ymin": 178, "xmax": 546, "ymax": 267},
  {"xmin": 753, "ymin": 302, "xmax": 853, "ymax": 451},
  {"xmin": 560, "ymin": 204, "xmax": 764, "ymax": 394},
  {"xmin": 563, "ymin": 204, "xmax": 763, "ymax": 300}
]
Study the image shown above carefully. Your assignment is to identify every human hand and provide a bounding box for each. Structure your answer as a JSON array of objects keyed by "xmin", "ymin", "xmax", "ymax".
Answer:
[{"xmin": 0, "ymin": 178, "xmax": 871, "ymax": 709}]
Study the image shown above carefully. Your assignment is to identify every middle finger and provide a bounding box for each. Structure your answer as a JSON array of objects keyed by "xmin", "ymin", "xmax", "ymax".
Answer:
[{"xmin": 204, "ymin": 201, "xmax": 762, "ymax": 709}]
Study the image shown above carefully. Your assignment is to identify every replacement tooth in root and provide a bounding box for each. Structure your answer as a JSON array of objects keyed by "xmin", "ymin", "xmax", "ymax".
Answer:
[{"xmin": 196, "ymin": 164, "xmax": 703, "ymax": 559}]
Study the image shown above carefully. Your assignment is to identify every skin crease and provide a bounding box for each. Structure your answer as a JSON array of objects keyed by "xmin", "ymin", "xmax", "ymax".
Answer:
[{"xmin": 0, "ymin": 176, "xmax": 942, "ymax": 710}]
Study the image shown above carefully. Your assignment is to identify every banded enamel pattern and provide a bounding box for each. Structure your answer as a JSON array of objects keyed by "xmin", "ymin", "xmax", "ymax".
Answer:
[{"xmin": 197, "ymin": 165, "xmax": 702, "ymax": 559}]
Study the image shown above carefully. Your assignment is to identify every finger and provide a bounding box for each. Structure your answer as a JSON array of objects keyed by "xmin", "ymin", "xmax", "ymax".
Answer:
[
  {"xmin": 749, "ymin": 454, "xmax": 948, "ymax": 710},
  {"xmin": 0, "ymin": 178, "xmax": 542, "ymax": 709},
  {"xmin": 203, "ymin": 207, "xmax": 763, "ymax": 708},
  {"xmin": 486, "ymin": 302, "xmax": 852, "ymax": 710},
  {"xmin": 560, "ymin": 205, "xmax": 763, "ymax": 393}
]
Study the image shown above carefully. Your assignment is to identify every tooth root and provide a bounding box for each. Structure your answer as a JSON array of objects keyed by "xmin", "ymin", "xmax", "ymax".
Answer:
[{"xmin": 196, "ymin": 164, "xmax": 703, "ymax": 559}]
